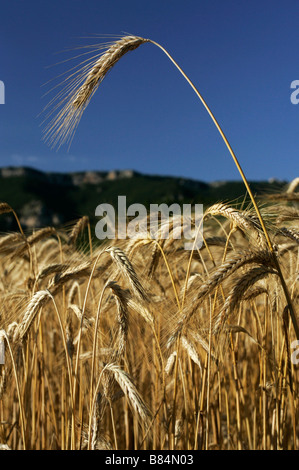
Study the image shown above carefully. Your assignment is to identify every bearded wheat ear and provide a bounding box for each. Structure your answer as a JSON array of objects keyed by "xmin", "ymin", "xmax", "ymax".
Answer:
[
  {"xmin": 72, "ymin": 36, "xmax": 148, "ymax": 109},
  {"xmin": 106, "ymin": 363, "xmax": 153, "ymax": 428},
  {"xmin": 175, "ymin": 249, "xmax": 275, "ymax": 335},
  {"xmin": 0, "ymin": 203, "xmax": 24, "ymax": 236},
  {"xmin": 44, "ymin": 34, "xmax": 298, "ymax": 338},
  {"xmin": 14, "ymin": 290, "xmax": 51, "ymax": 342},
  {"xmin": 43, "ymin": 36, "xmax": 149, "ymax": 149},
  {"xmin": 106, "ymin": 246, "xmax": 149, "ymax": 302},
  {"xmin": 213, "ymin": 266, "xmax": 279, "ymax": 334},
  {"xmin": 107, "ymin": 282, "xmax": 129, "ymax": 359},
  {"xmin": 68, "ymin": 215, "xmax": 89, "ymax": 245}
]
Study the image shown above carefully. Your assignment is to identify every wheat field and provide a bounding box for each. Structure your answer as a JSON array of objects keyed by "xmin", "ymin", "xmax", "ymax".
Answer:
[
  {"xmin": 0, "ymin": 35, "xmax": 298, "ymax": 450},
  {"xmin": 0, "ymin": 184, "xmax": 298, "ymax": 450}
]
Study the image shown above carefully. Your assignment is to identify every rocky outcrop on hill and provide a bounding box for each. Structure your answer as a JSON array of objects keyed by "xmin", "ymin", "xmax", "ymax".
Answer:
[
  {"xmin": 0, "ymin": 166, "xmax": 138, "ymax": 187},
  {"xmin": 0, "ymin": 166, "xmax": 287, "ymax": 232}
]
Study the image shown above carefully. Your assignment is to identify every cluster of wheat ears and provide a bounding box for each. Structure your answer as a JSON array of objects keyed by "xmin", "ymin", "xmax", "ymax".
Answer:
[{"xmin": 0, "ymin": 36, "xmax": 298, "ymax": 450}]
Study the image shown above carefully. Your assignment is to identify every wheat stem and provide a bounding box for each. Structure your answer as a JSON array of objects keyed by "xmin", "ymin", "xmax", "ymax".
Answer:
[{"xmin": 0, "ymin": 331, "xmax": 26, "ymax": 450}]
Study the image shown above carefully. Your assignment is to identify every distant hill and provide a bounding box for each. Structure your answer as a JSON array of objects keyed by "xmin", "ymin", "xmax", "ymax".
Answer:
[{"xmin": 0, "ymin": 166, "xmax": 287, "ymax": 232}]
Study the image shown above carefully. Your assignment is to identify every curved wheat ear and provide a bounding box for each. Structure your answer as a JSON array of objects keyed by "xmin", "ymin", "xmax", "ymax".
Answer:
[
  {"xmin": 106, "ymin": 246, "xmax": 149, "ymax": 302},
  {"xmin": 48, "ymin": 260, "xmax": 93, "ymax": 294},
  {"xmin": 181, "ymin": 335, "xmax": 202, "ymax": 372},
  {"xmin": 72, "ymin": 36, "xmax": 149, "ymax": 108},
  {"xmin": 13, "ymin": 290, "xmax": 51, "ymax": 342},
  {"xmin": 0, "ymin": 203, "xmax": 24, "ymax": 235},
  {"xmin": 0, "ymin": 233, "xmax": 25, "ymax": 256},
  {"xmin": 68, "ymin": 215, "xmax": 89, "ymax": 245},
  {"xmin": 43, "ymin": 36, "xmax": 149, "ymax": 148},
  {"xmin": 107, "ymin": 281, "xmax": 129, "ymax": 359},
  {"xmin": 204, "ymin": 202, "xmax": 265, "ymax": 246},
  {"xmin": 287, "ymin": 177, "xmax": 299, "ymax": 193},
  {"xmin": 106, "ymin": 363, "xmax": 153, "ymax": 427},
  {"xmin": 175, "ymin": 249, "xmax": 275, "ymax": 335},
  {"xmin": 213, "ymin": 266, "xmax": 278, "ymax": 333},
  {"xmin": 36, "ymin": 262, "xmax": 69, "ymax": 283},
  {"xmin": 0, "ymin": 203, "xmax": 13, "ymax": 215},
  {"xmin": 243, "ymin": 285, "xmax": 268, "ymax": 301}
]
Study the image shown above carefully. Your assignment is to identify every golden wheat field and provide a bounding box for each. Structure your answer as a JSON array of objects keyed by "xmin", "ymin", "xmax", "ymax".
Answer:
[
  {"xmin": 0, "ymin": 35, "xmax": 298, "ymax": 451},
  {"xmin": 0, "ymin": 181, "xmax": 298, "ymax": 450}
]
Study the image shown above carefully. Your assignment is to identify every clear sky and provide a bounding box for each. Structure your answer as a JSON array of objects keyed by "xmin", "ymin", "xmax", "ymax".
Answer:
[{"xmin": 0, "ymin": 0, "xmax": 299, "ymax": 182}]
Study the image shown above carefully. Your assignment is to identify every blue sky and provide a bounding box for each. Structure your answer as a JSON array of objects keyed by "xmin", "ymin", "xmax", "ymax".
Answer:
[{"xmin": 0, "ymin": 0, "xmax": 299, "ymax": 182}]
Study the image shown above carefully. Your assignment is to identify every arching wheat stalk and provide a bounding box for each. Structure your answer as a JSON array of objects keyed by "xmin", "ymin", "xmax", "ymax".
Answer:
[{"xmin": 43, "ymin": 34, "xmax": 299, "ymax": 338}]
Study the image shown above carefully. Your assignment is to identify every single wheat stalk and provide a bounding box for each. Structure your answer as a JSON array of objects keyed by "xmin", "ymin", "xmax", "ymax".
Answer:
[
  {"xmin": 65, "ymin": 309, "xmax": 75, "ymax": 361},
  {"xmin": 147, "ymin": 241, "xmax": 163, "ymax": 278},
  {"xmin": 67, "ymin": 281, "xmax": 81, "ymax": 306},
  {"xmin": 127, "ymin": 298, "xmax": 154, "ymax": 325},
  {"xmin": 48, "ymin": 260, "xmax": 93, "ymax": 293},
  {"xmin": 68, "ymin": 304, "xmax": 93, "ymax": 334},
  {"xmin": 13, "ymin": 290, "xmax": 51, "ymax": 342},
  {"xmin": 165, "ymin": 351, "xmax": 177, "ymax": 375},
  {"xmin": 106, "ymin": 246, "xmax": 149, "ymax": 302},
  {"xmin": 108, "ymin": 282, "xmax": 129, "ymax": 359},
  {"xmin": 106, "ymin": 363, "xmax": 153, "ymax": 427},
  {"xmin": 36, "ymin": 262, "xmax": 69, "ymax": 283},
  {"xmin": 88, "ymin": 393, "xmax": 113, "ymax": 450},
  {"xmin": 189, "ymin": 330, "xmax": 219, "ymax": 365},
  {"xmin": 213, "ymin": 266, "xmax": 278, "ymax": 333},
  {"xmin": 225, "ymin": 324, "xmax": 261, "ymax": 347},
  {"xmin": 68, "ymin": 216, "xmax": 89, "ymax": 245},
  {"xmin": 181, "ymin": 335, "xmax": 202, "ymax": 372}
]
